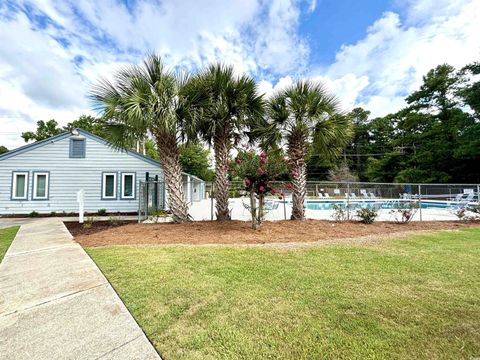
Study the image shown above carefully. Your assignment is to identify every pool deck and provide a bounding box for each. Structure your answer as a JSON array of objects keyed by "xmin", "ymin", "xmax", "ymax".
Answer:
[{"xmin": 189, "ymin": 198, "xmax": 478, "ymax": 222}]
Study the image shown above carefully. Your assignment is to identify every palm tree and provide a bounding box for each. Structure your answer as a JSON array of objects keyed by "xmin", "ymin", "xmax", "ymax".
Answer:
[
  {"xmin": 90, "ymin": 54, "xmax": 195, "ymax": 222},
  {"xmin": 183, "ymin": 64, "xmax": 264, "ymax": 220},
  {"xmin": 261, "ymin": 80, "xmax": 351, "ymax": 220}
]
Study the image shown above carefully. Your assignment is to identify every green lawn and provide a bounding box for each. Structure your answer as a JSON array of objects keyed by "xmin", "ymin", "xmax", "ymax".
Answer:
[
  {"xmin": 0, "ymin": 226, "xmax": 19, "ymax": 263},
  {"xmin": 86, "ymin": 228, "xmax": 480, "ymax": 359}
]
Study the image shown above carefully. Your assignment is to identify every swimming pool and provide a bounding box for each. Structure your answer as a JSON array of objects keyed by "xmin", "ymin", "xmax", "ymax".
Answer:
[{"xmin": 302, "ymin": 200, "xmax": 453, "ymax": 210}]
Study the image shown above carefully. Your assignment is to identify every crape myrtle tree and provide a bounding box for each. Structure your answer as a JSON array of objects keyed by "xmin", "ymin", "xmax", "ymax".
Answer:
[
  {"xmin": 260, "ymin": 80, "xmax": 351, "ymax": 220},
  {"xmin": 183, "ymin": 64, "xmax": 264, "ymax": 221},
  {"xmin": 232, "ymin": 151, "xmax": 292, "ymax": 230},
  {"xmin": 90, "ymin": 54, "xmax": 199, "ymax": 223}
]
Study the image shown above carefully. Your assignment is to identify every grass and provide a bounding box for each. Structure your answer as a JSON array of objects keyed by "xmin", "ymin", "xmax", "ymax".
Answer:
[
  {"xmin": 0, "ymin": 226, "xmax": 19, "ymax": 263},
  {"xmin": 86, "ymin": 228, "xmax": 480, "ymax": 359}
]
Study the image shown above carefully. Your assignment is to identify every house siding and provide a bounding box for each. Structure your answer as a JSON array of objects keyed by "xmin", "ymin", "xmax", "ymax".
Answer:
[{"xmin": 0, "ymin": 132, "xmax": 163, "ymax": 215}]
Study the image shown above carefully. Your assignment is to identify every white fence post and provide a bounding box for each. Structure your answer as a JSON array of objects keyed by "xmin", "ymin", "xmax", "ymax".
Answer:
[
  {"xmin": 418, "ymin": 184, "xmax": 422, "ymax": 221},
  {"xmin": 76, "ymin": 189, "xmax": 85, "ymax": 224}
]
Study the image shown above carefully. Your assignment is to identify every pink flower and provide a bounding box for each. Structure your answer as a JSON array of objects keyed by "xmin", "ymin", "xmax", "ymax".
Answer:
[
  {"xmin": 259, "ymin": 186, "xmax": 265, "ymax": 192},
  {"xmin": 236, "ymin": 159, "xmax": 241, "ymax": 164},
  {"xmin": 260, "ymin": 159, "xmax": 267, "ymax": 165},
  {"xmin": 286, "ymin": 183, "xmax": 292, "ymax": 189},
  {"xmin": 260, "ymin": 152, "xmax": 267, "ymax": 158},
  {"xmin": 256, "ymin": 168, "xmax": 263, "ymax": 174},
  {"xmin": 245, "ymin": 178, "xmax": 251, "ymax": 185},
  {"xmin": 291, "ymin": 171, "xmax": 298, "ymax": 177},
  {"xmin": 272, "ymin": 188, "xmax": 277, "ymax": 194}
]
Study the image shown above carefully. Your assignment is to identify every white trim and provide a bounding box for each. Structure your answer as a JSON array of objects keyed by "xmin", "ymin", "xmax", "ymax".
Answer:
[
  {"xmin": 102, "ymin": 172, "xmax": 117, "ymax": 199},
  {"xmin": 33, "ymin": 172, "xmax": 49, "ymax": 200},
  {"xmin": 12, "ymin": 171, "xmax": 29, "ymax": 200},
  {"xmin": 121, "ymin": 173, "xmax": 136, "ymax": 199}
]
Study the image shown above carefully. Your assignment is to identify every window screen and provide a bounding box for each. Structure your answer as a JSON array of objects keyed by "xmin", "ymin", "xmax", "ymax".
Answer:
[
  {"xmin": 105, "ymin": 175, "xmax": 115, "ymax": 197},
  {"xmin": 15, "ymin": 174, "xmax": 26, "ymax": 198},
  {"xmin": 35, "ymin": 174, "xmax": 47, "ymax": 198},
  {"xmin": 123, "ymin": 175, "xmax": 133, "ymax": 197}
]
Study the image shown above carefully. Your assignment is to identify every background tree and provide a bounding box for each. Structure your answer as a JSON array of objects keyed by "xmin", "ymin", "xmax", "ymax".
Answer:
[
  {"xmin": 262, "ymin": 80, "xmax": 350, "ymax": 220},
  {"xmin": 184, "ymin": 64, "xmax": 264, "ymax": 220},
  {"xmin": 21, "ymin": 116, "xmax": 108, "ymax": 142},
  {"xmin": 21, "ymin": 119, "xmax": 63, "ymax": 142},
  {"xmin": 0, "ymin": 145, "xmax": 8, "ymax": 155},
  {"xmin": 179, "ymin": 143, "xmax": 215, "ymax": 181},
  {"xmin": 64, "ymin": 115, "xmax": 108, "ymax": 138},
  {"xmin": 91, "ymin": 54, "xmax": 194, "ymax": 222},
  {"xmin": 346, "ymin": 62, "xmax": 480, "ymax": 183}
]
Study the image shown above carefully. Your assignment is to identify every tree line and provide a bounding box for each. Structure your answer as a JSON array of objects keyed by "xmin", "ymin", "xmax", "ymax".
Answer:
[{"xmin": 309, "ymin": 62, "xmax": 480, "ymax": 184}]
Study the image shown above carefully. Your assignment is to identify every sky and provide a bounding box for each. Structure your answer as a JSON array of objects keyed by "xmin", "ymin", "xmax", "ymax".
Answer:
[{"xmin": 0, "ymin": 0, "xmax": 479, "ymax": 149}]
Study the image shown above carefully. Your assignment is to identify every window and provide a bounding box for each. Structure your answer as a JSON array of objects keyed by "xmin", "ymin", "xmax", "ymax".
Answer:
[
  {"xmin": 102, "ymin": 172, "xmax": 117, "ymax": 199},
  {"xmin": 12, "ymin": 172, "xmax": 29, "ymax": 200},
  {"xmin": 121, "ymin": 173, "xmax": 135, "ymax": 199},
  {"xmin": 70, "ymin": 138, "xmax": 86, "ymax": 158},
  {"xmin": 33, "ymin": 172, "xmax": 49, "ymax": 200}
]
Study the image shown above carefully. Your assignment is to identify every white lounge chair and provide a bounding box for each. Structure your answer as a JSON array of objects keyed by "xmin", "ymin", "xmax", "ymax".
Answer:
[
  {"xmin": 368, "ymin": 192, "xmax": 376, "ymax": 199},
  {"xmin": 324, "ymin": 193, "xmax": 330, "ymax": 199},
  {"xmin": 350, "ymin": 193, "xmax": 357, "ymax": 199},
  {"xmin": 452, "ymin": 193, "xmax": 463, "ymax": 202},
  {"xmin": 318, "ymin": 193, "xmax": 324, "ymax": 198}
]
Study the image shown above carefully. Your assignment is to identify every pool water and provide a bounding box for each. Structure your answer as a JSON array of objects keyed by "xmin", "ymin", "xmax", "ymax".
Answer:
[{"xmin": 303, "ymin": 200, "xmax": 451, "ymax": 210}]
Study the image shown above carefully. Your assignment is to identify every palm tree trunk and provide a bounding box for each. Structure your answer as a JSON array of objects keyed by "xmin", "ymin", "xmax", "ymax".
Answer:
[
  {"xmin": 214, "ymin": 134, "xmax": 231, "ymax": 220},
  {"xmin": 156, "ymin": 133, "xmax": 190, "ymax": 223},
  {"xmin": 291, "ymin": 160, "xmax": 306, "ymax": 220},
  {"xmin": 288, "ymin": 134, "xmax": 307, "ymax": 220}
]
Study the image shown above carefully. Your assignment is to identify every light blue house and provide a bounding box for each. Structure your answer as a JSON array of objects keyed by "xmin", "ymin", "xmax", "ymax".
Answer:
[{"xmin": 0, "ymin": 128, "xmax": 205, "ymax": 215}]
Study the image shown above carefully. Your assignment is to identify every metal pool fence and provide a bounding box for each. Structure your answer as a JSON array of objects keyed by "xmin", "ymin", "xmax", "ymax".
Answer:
[{"xmin": 138, "ymin": 180, "xmax": 480, "ymax": 222}]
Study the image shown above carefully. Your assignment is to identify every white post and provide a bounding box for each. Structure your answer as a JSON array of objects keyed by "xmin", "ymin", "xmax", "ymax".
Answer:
[
  {"xmin": 187, "ymin": 176, "xmax": 192, "ymax": 203},
  {"xmin": 77, "ymin": 189, "xmax": 85, "ymax": 224}
]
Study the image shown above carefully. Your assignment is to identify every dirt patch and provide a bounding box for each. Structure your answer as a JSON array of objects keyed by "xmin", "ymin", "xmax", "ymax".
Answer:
[
  {"xmin": 70, "ymin": 220, "xmax": 480, "ymax": 247},
  {"xmin": 65, "ymin": 221, "xmax": 137, "ymax": 237}
]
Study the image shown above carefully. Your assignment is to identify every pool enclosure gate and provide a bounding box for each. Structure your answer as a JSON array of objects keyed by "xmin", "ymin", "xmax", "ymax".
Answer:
[{"xmin": 138, "ymin": 174, "xmax": 205, "ymax": 222}]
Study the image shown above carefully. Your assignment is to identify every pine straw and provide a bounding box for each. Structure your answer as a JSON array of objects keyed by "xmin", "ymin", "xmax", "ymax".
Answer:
[{"xmin": 71, "ymin": 219, "xmax": 480, "ymax": 247}]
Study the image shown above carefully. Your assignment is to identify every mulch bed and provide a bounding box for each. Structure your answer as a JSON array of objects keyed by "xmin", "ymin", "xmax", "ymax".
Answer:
[
  {"xmin": 65, "ymin": 221, "xmax": 137, "ymax": 237},
  {"xmin": 69, "ymin": 219, "xmax": 480, "ymax": 247}
]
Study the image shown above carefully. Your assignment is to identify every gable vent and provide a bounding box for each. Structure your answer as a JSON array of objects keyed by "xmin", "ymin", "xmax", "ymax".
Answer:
[{"xmin": 70, "ymin": 138, "xmax": 86, "ymax": 158}]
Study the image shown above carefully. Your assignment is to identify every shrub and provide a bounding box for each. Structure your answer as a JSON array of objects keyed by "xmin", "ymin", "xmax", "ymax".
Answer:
[
  {"xmin": 50, "ymin": 211, "xmax": 57, "ymax": 217},
  {"xmin": 97, "ymin": 208, "xmax": 107, "ymax": 215},
  {"xmin": 454, "ymin": 205, "xmax": 480, "ymax": 221},
  {"xmin": 356, "ymin": 208, "xmax": 378, "ymax": 224},
  {"xmin": 29, "ymin": 211, "xmax": 39, "ymax": 218},
  {"xmin": 331, "ymin": 204, "xmax": 348, "ymax": 221},
  {"xmin": 390, "ymin": 201, "xmax": 419, "ymax": 223},
  {"xmin": 82, "ymin": 216, "xmax": 95, "ymax": 229},
  {"xmin": 108, "ymin": 215, "xmax": 120, "ymax": 226},
  {"xmin": 454, "ymin": 208, "xmax": 467, "ymax": 220}
]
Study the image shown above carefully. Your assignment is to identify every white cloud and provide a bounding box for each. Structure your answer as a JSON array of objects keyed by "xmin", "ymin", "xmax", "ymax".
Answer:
[
  {"xmin": 1, "ymin": 0, "xmax": 479, "ymax": 150},
  {"xmin": 0, "ymin": 0, "xmax": 310, "ymax": 148},
  {"xmin": 321, "ymin": 0, "xmax": 480, "ymax": 117}
]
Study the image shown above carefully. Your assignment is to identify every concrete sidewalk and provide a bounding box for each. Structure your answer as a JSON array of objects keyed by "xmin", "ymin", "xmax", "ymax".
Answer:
[{"xmin": 0, "ymin": 218, "xmax": 160, "ymax": 359}]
